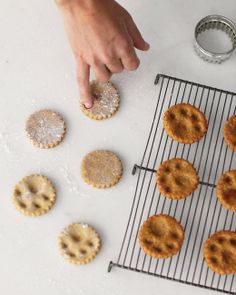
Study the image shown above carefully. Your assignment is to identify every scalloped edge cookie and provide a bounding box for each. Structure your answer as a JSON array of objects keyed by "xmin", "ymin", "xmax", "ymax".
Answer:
[
  {"xmin": 224, "ymin": 115, "xmax": 236, "ymax": 152},
  {"xmin": 58, "ymin": 223, "xmax": 102, "ymax": 265},
  {"xmin": 138, "ymin": 214, "xmax": 184, "ymax": 258},
  {"xmin": 163, "ymin": 103, "xmax": 208, "ymax": 144},
  {"xmin": 80, "ymin": 150, "xmax": 123, "ymax": 188},
  {"xmin": 216, "ymin": 170, "xmax": 236, "ymax": 211},
  {"xmin": 156, "ymin": 158, "xmax": 199, "ymax": 200},
  {"xmin": 80, "ymin": 81, "xmax": 120, "ymax": 120},
  {"xmin": 204, "ymin": 230, "xmax": 236, "ymax": 275},
  {"xmin": 12, "ymin": 174, "xmax": 56, "ymax": 217},
  {"xmin": 25, "ymin": 109, "xmax": 66, "ymax": 149}
]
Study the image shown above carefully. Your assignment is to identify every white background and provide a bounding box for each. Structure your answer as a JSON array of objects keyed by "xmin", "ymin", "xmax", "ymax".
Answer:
[{"xmin": 0, "ymin": 0, "xmax": 235, "ymax": 294}]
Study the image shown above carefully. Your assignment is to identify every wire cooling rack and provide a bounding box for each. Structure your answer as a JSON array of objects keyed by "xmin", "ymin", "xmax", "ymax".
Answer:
[{"xmin": 108, "ymin": 74, "xmax": 236, "ymax": 294}]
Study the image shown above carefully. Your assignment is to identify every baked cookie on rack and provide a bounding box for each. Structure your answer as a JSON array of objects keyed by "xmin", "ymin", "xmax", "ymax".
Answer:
[
  {"xmin": 25, "ymin": 109, "xmax": 66, "ymax": 148},
  {"xmin": 138, "ymin": 214, "xmax": 184, "ymax": 258},
  {"xmin": 163, "ymin": 103, "xmax": 208, "ymax": 144},
  {"xmin": 156, "ymin": 158, "xmax": 199, "ymax": 199},
  {"xmin": 80, "ymin": 80, "xmax": 120, "ymax": 120},
  {"xmin": 12, "ymin": 174, "xmax": 56, "ymax": 217},
  {"xmin": 204, "ymin": 230, "xmax": 236, "ymax": 275},
  {"xmin": 80, "ymin": 150, "xmax": 123, "ymax": 188},
  {"xmin": 216, "ymin": 170, "xmax": 236, "ymax": 211},
  {"xmin": 58, "ymin": 222, "xmax": 101, "ymax": 265},
  {"xmin": 224, "ymin": 115, "xmax": 236, "ymax": 152}
]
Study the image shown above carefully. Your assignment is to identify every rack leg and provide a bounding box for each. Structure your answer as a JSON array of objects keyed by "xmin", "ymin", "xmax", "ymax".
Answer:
[
  {"xmin": 154, "ymin": 74, "xmax": 161, "ymax": 85},
  {"xmin": 132, "ymin": 164, "xmax": 138, "ymax": 175},
  {"xmin": 108, "ymin": 261, "xmax": 114, "ymax": 272}
]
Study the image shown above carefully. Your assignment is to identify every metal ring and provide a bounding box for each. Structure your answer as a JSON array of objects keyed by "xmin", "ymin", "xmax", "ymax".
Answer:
[{"xmin": 194, "ymin": 15, "xmax": 236, "ymax": 63}]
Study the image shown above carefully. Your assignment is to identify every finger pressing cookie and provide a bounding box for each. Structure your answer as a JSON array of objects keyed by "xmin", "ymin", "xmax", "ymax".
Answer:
[
  {"xmin": 25, "ymin": 109, "xmax": 66, "ymax": 148},
  {"xmin": 156, "ymin": 158, "xmax": 199, "ymax": 199},
  {"xmin": 80, "ymin": 80, "xmax": 120, "ymax": 120},
  {"xmin": 204, "ymin": 230, "xmax": 236, "ymax": 275},
  {"xmin": 224, "ymin": 115, "xmax": 236, "ymax": 152},
  {"xmin": 216, "ymin": 170, "xmax": 236, "ymax": 211},
  {"xmin": 80, "ymin": 150, "xmax": 123, "ymax": 188},
  {"xmin": 138, "ymin": 214, "xmax": 184, "ymax": 259},
  {"xmin": 163, "ymin": 103, "xmax": 208, "ymax": 144},
  {"xmin": 58, "ymin": 223, "xmax": 101, "ymax": 265},
  {"xmin": 12, "ymin": 174, "xmax": 56, "ymax": 217}
]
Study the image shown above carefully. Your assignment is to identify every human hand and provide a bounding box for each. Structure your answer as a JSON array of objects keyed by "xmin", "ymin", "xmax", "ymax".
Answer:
[{"xmin": 55, "ymin": 0, "xmax": 149, "ymax": 108}]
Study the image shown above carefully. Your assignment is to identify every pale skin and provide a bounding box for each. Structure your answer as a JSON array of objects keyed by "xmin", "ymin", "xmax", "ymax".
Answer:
[{"xmin": 55, "ymin": 0, "xmax": 149, "ymax": 108}]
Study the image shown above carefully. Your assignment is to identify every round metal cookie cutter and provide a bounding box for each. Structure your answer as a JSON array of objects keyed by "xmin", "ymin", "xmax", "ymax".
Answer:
[{"xmin": 194, "ymin": 15, "xmax": 236, "ymax": 63}]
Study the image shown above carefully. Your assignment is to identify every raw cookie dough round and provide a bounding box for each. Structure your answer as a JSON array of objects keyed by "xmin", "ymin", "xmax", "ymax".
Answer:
[
  {"xmin": 25, "ymin": 109, "xmax": 66, "ymax": 148},
  {"xmin": 58, "ymin": 223, "xmax": 101, "ymax": 265},
  {"xmin": 80, "ymin": 150, "xmax": 123, "ymax": 188},
  {"xmin": 138, "ymin": 214, "xmax": 184, "ymax": 258},
  {"xmin": 163, "ymin": 103, "xmax": 208, "ymax": 144},
  {"xmin": 12, "ymin": 174, "xmax": 56, "ymax": 217},
  {"xmin": 80, "ymin": 80, "xmax": 120, "ymax": 120},
  {"xmin": 216, "ymin": 170, "xmax": 236, "ymax": 211},
  {"xmin": 204, "ymin": 230, "xmax": 236, "ymax": 275},
  {"xmin": 156, "ymin": 158, "xmax": 199, "ymax": 199},
  {"xmin": 224, "ymin": 115, "xmax": 236, "ymax": 152}
]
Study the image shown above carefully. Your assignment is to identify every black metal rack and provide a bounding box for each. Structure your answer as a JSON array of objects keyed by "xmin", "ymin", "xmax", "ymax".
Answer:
[{"xmin": 108, "ymin": 74, "xmax": 236, "ymax": 294}]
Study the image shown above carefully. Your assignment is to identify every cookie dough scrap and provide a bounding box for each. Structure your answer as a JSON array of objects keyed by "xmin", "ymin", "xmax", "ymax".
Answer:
[
  {"xmin": 26, "ymin": 109, "xmax": 66, "ymax": 148},
  {"xmin": 156, "ymin": 158, "xmax": 199, "ymax": 200},
  {"xmin": 12, "ymin": 174, "xmax": 56, "ymax": 217},
  {"xmin": 163, "ymin": 103, "xmax": 208, "ymax": 144},
  {"xmin": 224, "ymin": 115, "xmax": 236, "ymax": 152},
  {"xmin": 138, "ymin": 214, "xmax": 184, "ymax": 259},
  {"xmin": 216, "ymin": 170, "xmax": 236, "ymax": 211},
  {"xmin": 204, "ymin": 230, "xmax": 236, "ymax": 275},
  {"xmin": 58, "ymin": 223, "xmax": 101, "ymax": 265},
  {"xmin": 81, "ymin": 150, "xmax": 123, "ymax": 188},
  {"xmin": 80, "ymin": 80, "xmax": 120, "ymax": 120}
]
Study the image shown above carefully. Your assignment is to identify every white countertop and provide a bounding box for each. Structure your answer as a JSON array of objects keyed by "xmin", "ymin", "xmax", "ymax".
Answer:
[{"xmin": 0, "ymin": 0, "xmax": 235, "ymax": 294}]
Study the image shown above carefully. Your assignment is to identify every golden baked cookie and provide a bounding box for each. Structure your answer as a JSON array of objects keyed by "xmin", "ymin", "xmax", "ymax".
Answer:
[
  {"xmin": 12, "ymin": 174, "xmax": 56, "ymax": 217},
  {"xmin": 138, "ymin": 214, "xmax": 184, "ymax": 259},
  {"xmin": 224, "ymin": 115, "xmax": 236, "ymax": 152},
  {"xmin": 80, "ymin": 80, "xmax": 120, "ymax": 120},
  {"xmin": 204, "ymin": 230, "xmax": 236, "ymax": 275},
  {"xmin": 25, "ymin": 109, "xmax": 66, "ymax": 148},
  {"xmin": 80, "ymin": 150, "xmax": 123, "ymax": 188},
  {"xmin": 216, "ymin": 170, "xmax": 236, "ymax": 211},
  {"xmin": 58, "ymin": 223, "xmax": 101, "ymax": 265},
  {"xmin": 163, "ymin": 103, "xmax": 208, "ymax": 144},
  {"xmin": 156, "ymin": 158, "xmax": 199, "ymax": 199}
]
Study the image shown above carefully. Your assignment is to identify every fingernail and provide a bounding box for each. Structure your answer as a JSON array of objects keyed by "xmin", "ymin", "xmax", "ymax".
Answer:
[
  {"xmin": 84, "ymin": 101, "xmax": 93, "ymax": 109},
  {"xmin": 145, "ymin": 42, "xmax": 150, "ymax": 50}
]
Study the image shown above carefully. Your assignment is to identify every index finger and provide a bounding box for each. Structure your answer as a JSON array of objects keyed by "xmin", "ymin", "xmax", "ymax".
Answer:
[{"xmin": 76, "ymin": 58, "xmax": 93, "ymax": 108}]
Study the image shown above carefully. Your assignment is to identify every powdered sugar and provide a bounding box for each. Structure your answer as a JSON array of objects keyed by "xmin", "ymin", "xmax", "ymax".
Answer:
[{"xmin": 25, "ymin": 109, "xmax": 66, "ymax": 147}]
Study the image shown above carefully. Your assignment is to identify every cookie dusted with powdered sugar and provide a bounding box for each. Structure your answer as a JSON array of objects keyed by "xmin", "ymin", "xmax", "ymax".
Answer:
[
  {"xmin": 80, "ymin": 81, "xmax": 120, "ymax": 120},
  {"xmin": 80, "ymin": 150, "xmax": 123, "ymax": 188},
  {"xmin": 25, "ymin": 109, "xmax": 66, "ymax": 148}
]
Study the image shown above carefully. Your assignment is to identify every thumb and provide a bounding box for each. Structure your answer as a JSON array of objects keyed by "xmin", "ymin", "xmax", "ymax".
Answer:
[{"xmin": 125, "ymin": 17, "xmax": 150, "ymax": 51}]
